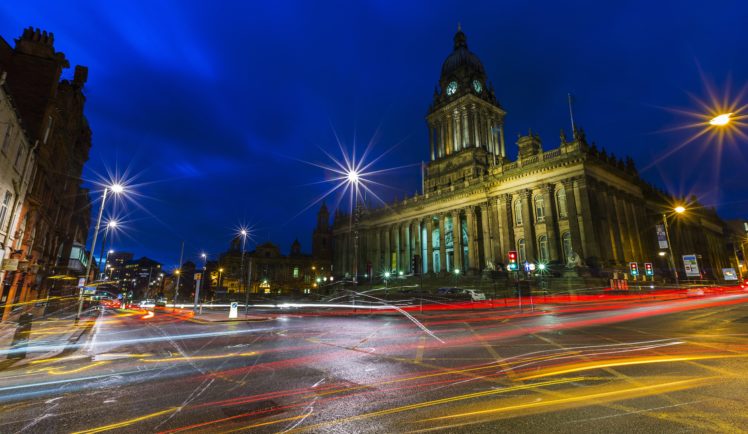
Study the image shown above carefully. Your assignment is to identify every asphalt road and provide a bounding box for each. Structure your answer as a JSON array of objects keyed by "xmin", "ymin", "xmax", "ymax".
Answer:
[{"xmin": 1, "ymin": 292, "xmax": 748, "ymax": 433}]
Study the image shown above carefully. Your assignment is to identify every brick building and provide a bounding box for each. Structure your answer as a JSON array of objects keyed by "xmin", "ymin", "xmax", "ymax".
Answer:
[{"xmin": 0, "ymin": 27, "xmax": 93, "ymax": 319}]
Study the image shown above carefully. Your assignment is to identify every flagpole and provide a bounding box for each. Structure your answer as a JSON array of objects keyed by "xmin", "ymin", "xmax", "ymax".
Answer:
[{"xmin": 567, "ymin": 93, "xmax": 576, "ymax": 133}]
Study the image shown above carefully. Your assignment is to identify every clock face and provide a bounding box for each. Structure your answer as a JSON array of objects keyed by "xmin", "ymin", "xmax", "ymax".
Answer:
[
  {"xmin": 473, "ymin": 80, "xmax": 482, "ymax": 93},
  {"xmin": 446, "ymin": 81, "xmax": 458, "ymax": 96}
]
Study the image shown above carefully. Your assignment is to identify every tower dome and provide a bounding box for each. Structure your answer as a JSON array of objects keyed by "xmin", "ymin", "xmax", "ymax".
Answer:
[{"xmin": 440, "ymin": 27, "xmax": 486, "ymax": 80}]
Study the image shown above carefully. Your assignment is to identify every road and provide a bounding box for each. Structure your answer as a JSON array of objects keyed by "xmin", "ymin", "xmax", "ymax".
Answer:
[{"xmin": 1, "ymin": 291, "xmax": 748, "ymax": 433}]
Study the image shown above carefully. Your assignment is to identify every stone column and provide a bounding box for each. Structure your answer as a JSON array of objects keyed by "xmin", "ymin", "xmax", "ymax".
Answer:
[
  {"xmin": 411, "ymin": 220, "xmax": 420, "ymax": 272},
  {"xmin": 562, "ymin": 179, "xmax": 583, "ymax": 258},
  {"xmin": 465, "ymin": 207, "xmax": 476, "ymax": 271},
  {"xmin": 498, "ymin": 193, "xmax": 515, "ymax": 256},
  {"xmin": 401, "ymin": 224, "xmax": 409, "ymax": 272},
  {"xmin": 383, "ymin": 225, "xmax": 392, "ymax": 270},
  {"xmin": 520, "ymin": 189, "xmax": 536, "ymax": 261},
  {"xmin": 426, "ymin": 218, "xmax": 434, "ymax": 274},
  {"xmin": 575, "ymin": 176, "xmax": 601, "ymax": 262},
  {"xmin": 480, "ymin": 204, "xmax": 492, "ymax": 268},
  {"xmin": 461, "ymin": 109, "xmax": 469, "ymax": 150},
  {"xmin": 541, "ymin": 184, "xmax": 559, "ymax": 261},
  {"xmin": 438, "ymin": 213, "xmax": 447, "ymax": 273},
  {"xmin": 429, "ymin": 125, "xmax": 435, "ymax": 161},
  {"xmin": 628, "ymin": 199, "xmax": 644, "ymax": 260},
  {"xmin": 452, "ymin": 210, "xmax": 463, "ymax": 271}
]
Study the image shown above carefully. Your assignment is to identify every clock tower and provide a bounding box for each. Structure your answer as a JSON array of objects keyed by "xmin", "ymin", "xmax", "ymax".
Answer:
[{"xmin": 424, "ymin": 26, "xmax": 506, "ymax": 192}]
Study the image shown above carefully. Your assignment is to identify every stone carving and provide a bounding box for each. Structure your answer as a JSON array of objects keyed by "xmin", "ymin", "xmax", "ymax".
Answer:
[
  {"xmin": 566, "ymin": 250, "xmax": 583, "ymax": 269},
  {"xmin": 484, "ymin": 260, "xmax": 496, "ymax": 271}
]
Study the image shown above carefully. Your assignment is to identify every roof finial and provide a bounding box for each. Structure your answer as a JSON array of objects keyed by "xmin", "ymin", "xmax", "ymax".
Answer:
[{"xmin": 457, "ymin": 22, "xmax": 462, "ymax": 32}]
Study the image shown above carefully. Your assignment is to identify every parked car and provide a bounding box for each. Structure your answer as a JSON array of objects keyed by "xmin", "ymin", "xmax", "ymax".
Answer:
[{"xmin": 463, "ymin": 289, "xmax": 486, "ymax": 301}]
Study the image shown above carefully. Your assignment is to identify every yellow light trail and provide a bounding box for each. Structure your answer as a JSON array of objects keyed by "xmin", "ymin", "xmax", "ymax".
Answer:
[
  {"xmin": 517, "ymin": 353, "xmax": 748, "ymax": 380},
  {"xmin": 72, "ymin": 407, "xmax": 179, "ymax": 434},
  {"xmin": 282, "ymin": 377, "xmax": 586, "ymax": 433},
  {"xmin": 30, "ymin": 361, "xmax": 110, "ymax": 375},
  {"xmin": 141, "ymin": 352, "xmax": 257, "ymax": 363},
  {"xmin": 420, "ymin": 377, "xmax": 708, "ymax": 422}
]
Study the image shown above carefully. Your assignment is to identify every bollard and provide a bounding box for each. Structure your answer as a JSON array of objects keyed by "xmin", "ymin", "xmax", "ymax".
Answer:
[{"xmin": 8, "ymin": 313, "xmax": 33, "ymax": 360}]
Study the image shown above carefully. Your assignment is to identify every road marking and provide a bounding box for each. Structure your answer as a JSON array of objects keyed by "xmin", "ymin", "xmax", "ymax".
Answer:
[{"xmin": 415, "ymin": 336, "xmax": 425, "ymax": 362}]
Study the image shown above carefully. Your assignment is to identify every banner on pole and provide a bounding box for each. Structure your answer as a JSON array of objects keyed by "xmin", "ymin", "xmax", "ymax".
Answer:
[{"xmin": 656, "ymin": 224, "xmax": 668, "ymax": 249}]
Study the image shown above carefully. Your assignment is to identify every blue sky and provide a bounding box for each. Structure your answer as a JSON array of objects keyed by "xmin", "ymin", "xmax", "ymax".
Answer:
[{"xmin": 1, "ymin": 1, "xmax": 747, "ymax": 268}]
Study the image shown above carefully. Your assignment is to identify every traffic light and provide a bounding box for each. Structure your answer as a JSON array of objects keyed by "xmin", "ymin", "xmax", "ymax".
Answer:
[
  {"xmin": 507, "ymin": 251, "xmax": 518, "ymax": 271},
  {"xmin": 629, "ymin": 262, "xmax": 639, "ymax": 276},
  {"xmin": 644, "ymin": 262, "xmax": 654, "ymax": 276}
]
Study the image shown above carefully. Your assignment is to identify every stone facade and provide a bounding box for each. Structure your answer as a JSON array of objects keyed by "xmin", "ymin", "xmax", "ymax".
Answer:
[
  {"xmin": 332, "ymin": 29, "xmax": 732, "ymax": 282},
  {"xmin": 0, "ymin": 70, "xmax": 36, "ymax": 318}
]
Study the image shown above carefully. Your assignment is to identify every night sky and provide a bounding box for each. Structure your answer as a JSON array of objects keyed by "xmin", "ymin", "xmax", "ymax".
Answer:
[{"xmin": 1, "ymin": 1, "xmax": 747, "ymax": 269}]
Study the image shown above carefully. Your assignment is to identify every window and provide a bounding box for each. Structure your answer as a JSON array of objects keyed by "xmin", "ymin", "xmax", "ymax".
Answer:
[
  {"xmin": 556, "ymin": 188, "xmax": 568, "ymax": 219},
  {"xmin": 518, "ymin": 238, "xmax": 526, "ymax": 263},
  {"xmin": 293, "ymin": 267, "xmax": 299, "ymax": 278},
  {"xmin": 0, "ymin": 191, "xmax": 11, "ymax": 229},
  {"xmin": 1, "ymin": 124, "xmax": 13, "ymax": 154},
  {"xmin": 14, "ymin": 142, "xmax": 25, "ymax": 170},
  {"xmin": 514, "ymin": 200, "xmax": 523, "ymax": 226},
  {"xmin": 562, "ymin": 232, "xmax": 573, "ymax": 262},
  {"xmin": 538, "ymin": 235, "xmax": 549, "ymax": 262},
  {"xmin": 535, "ymin": 196, "xmax": 545, "ymax": 223}
]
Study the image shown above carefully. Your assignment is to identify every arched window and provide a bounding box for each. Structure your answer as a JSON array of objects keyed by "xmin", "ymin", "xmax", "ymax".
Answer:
[
  {"xmin": 514, "ymin": 200, "xmax": 523, "ymax": 226},
  {"xmin": 534, "ymin": 196, "xmax": 545, "ymax": 223},
  {"xmin": 518, "ymin": 238, "xmax": 526, "ymax": 263},
  {"xmin": 538, "ymin": 235, "xmax": 549, "ymax": 262},
  {"xmin": 556, "ymin": 187, "xmax": 568, "ymax": 219},
  {"xmin": 562, "ymin": 232, "xmax": 573, "ymax": 262}
]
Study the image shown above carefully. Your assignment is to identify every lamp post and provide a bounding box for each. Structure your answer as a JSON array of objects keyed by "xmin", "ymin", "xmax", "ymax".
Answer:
[
  {"xmin": 77, "ymin": 183, "xmax": 124, "ymax": 321},
  {"xmin": 662, "ymin": 206, "xmax": 685, "ymax": 288},
  {"xmin": 97, "ymin": 220, "xmax": 117, "ymax": 280},
  {"xmin": 239, "ymin": 229, "xmax": 247, "ymax": 308}
]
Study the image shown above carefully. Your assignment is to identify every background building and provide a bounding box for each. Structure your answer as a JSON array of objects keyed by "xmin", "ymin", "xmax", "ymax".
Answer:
[{"xmin": 332, "ymin": 29, "xmax": 733, "ymax": 284}]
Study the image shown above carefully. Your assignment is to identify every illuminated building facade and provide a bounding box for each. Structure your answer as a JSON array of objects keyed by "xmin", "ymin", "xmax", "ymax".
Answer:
[{"xmin": 332, "ymin": 29, "xmax": 732, "ymax": 281}]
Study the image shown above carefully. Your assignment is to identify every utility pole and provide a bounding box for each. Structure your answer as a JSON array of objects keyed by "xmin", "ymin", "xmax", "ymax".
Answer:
[{"xmin": 244, "ymin": 258, "xmax": 253, "ymax": 315}]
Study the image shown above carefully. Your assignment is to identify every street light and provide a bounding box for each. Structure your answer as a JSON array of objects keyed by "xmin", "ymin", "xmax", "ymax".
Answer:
[
  {"xmin": 97, "ymin": 219, "xmax": 119, "ymax": 281},
  {"xmin": 77, "ymin": 182, "xmax": 125, "ymax": 320},
  {"xmin": 709, "ymin": 113, "xmax": 732, "ymax": 126},
  {"xmin": 662, "ymin": 205, "xmax": 686, "ymax": 288}
]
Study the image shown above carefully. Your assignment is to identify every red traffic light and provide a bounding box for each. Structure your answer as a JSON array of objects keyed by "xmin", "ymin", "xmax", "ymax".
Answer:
[{"xmin": 508, "ymin": 251, "xmax": 517, "ymax": 260}]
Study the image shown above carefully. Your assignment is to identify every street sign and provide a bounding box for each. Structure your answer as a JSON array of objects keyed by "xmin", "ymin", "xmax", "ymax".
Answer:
[
  {"xmin": 229, "ymin": 302, "xmax": 238, "ymax": 319},
  {"xmin": 682, "ymin": 254, "xmax": 700, "ymax": 277},
  {"xmin": 722, "ymin": 268, "xmax": 738, "ymax": 281}
]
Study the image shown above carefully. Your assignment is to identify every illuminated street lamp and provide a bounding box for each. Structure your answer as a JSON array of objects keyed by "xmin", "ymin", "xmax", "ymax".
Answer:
[
  {"xmin": 709, "ymin": 113, "xmax": 732, "ymax": 126},
  {"xmin": 662, "ymin": 205, "xmax": 686, "ymax": 288},
  {"xmin": 97, "ymin": 219, "xmax": 119, "ymax": 280},
  {"xmin": 77, "ymin": 182, "xmax": 125, "ymax": 320}
]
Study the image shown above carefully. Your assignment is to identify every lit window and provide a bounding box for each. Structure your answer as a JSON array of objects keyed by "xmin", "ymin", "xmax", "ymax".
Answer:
[
  {"xmin": 518, "ymin": 238, "xmax": 526, "ymax": 263},
  {"xmin": 556, "ymin": 188, "xmax": 568, "ymax": 219},
  {"xmin": 535, "ymin": 197, "xmax": 545, "ymax": 223},
  {"xmin": 0, "ymin": 191, "xmax": 11, "ymax": 228},
  {"xmin": 514, "ymin": 200, "xmax": 523, "ymax": 226},
  {"xmin": 293, "ymin": 267, "xmax": 299, "ymax": 278},
  {"xmin": 562, "ymin": 232, "xmax": 573, "ymax": 262},
  {"xmin": 538, "ymin": 235, "xmax": 549, "ymax": 262}
]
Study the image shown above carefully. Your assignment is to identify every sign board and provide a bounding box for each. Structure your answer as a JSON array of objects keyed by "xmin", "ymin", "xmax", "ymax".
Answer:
[
  {"xmin": 1, "ymin": 258, "xmax": 19, "ymax": 271},
  {"xmin": 656, "ymin": 224, "xmax": 668, "ymax": 249},
  {"xmin": 78, "ymin": 277, "xmax": 86, "ymax": 288},
  {"xmin": 229, "ymin": 302, "xmax": 238, "ymax": 319},
  {"xmin": 83, "ymin": 287, "xmax": 97, "ymax": 295},
  {"xmin": 194, "ymin": 273, "xmax": 202, "ymax": 281},
  {"xmin": 722, "ymin": 268, "xmax": 738, "ymax": 281},
  {"xmin": 682, "ymin": 254, "xmax": 700, "ymax": 277}
]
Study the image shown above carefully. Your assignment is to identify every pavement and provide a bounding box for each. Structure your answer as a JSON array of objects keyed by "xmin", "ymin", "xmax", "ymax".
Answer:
[{"xmin": 1, "ymin": 291, "xmax": 748, "ymax": 432}]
